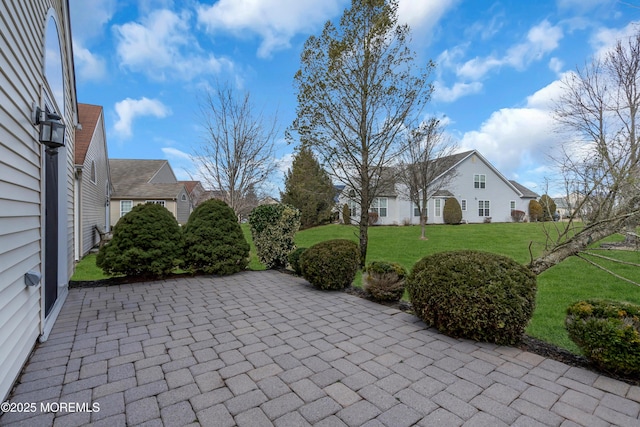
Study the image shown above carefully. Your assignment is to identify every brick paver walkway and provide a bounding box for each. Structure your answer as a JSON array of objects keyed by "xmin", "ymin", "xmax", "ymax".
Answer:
[{"xmin": 1, "ymin": 271, "xmax": 639, "ymax": 426}]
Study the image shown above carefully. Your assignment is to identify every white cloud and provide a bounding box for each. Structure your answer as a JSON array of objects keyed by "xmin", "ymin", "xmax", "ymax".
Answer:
[
  {"xmin": 73, "ymin": 42, "xmax": 107, "ymax": 82},
  {"xmin": 197, "ymin": 0, "xmax": 345, "ymax": 58},
  {"xmin": 397, "ymin": 0, "xmax": 459, "ymax": 37},
  {"xmin": 161, "ymin": 147, "xmax": 192, "ymax": 161},
  {"xmin": 114, "ymin": 97, "xmax": 171, "ymax": 138},
  {"xmin": 548, "ymin": 57, "xmax": 564, "ymax": 75},
  {"xmin": 114, "ymin": 9, "xmax": 232, "ymax": 80},
  {"xmin": 69, "ymin": 0, "xmax": 116, "ymax": 43},
  {"xmin": 457, "ymin": 20, "xmax": 563, "ymax": 80},
  {"xmin": 433, "ymin": 81, "xmax": 482, "ymax": 102},
  {"xmin": 590, "ymin": 21, "xmax": 640, "ymax": 60}
]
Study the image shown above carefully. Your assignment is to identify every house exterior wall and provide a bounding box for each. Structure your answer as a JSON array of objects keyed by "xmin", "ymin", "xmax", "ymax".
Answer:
[
  {"xmin": 149, "ymin": 162, "xmax": 177, "ymax": 183},
  {"xmin": 0, "ymin": 0, "xmax": 77, "ymax": 401},
  {"xmin": 79, "ymin": 110, "xmax": 109, "ymax": 257},
  {"xmin": 176, "ymin": 188, "xmax": 191, "ymax": 224},
  {"xmin": 110, "ymin": 199, "xmax": 180, "ymax": 227}
]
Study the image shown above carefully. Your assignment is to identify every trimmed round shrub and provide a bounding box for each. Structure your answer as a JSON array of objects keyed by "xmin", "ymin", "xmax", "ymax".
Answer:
[
  {"xmin": 342, "ymin": 204, "xmax": 351, "ymax": 225},
  {"xmin": 407, "ymin": 250, "xmax": 537, "ymax": 345},
  {"xmin": 539, "ymin": 194, "xmax": 557, "ymax": 222},
  {"xmin": 565, "ymin": 299, "xmax": 640, "ymax": 376},
  {"xmin": 97, "ymin": 203, "xmax": 183, "ymax": 277},
  {"xmin": 249, "ymin": 204, "xmax": 301, "ymax": 269},
  {"xmin": 364, "ymin": 261, "xmax": 407, "ymax": 302},
  {"xmin": 183, "ymin": 199, "xmax": 249, "ymax": 275},
  {"xmin": 529, "ymin": 199, "xmax": 543, "ymax": 222},
  {"xmin": 288, "ymin": 247, "xmax": 307, "ymax": 276},
  {"xmin": 443, "ymin": 198, "xmax": 463, "ymax": 224},
  {"xmin": 301, "ymin": 239, "xmax": 359, "ymax": 290}
]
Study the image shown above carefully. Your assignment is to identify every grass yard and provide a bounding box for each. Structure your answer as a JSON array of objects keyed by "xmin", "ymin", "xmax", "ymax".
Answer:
[{"xmin": 73, "ymin": 222, "xmax": 640, "ymax": 354}]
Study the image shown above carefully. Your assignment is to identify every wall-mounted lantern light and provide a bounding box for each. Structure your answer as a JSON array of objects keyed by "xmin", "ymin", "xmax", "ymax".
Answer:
[{"xmin": 32, "ymin": 104, "xmax": 65, "ymax": 148}]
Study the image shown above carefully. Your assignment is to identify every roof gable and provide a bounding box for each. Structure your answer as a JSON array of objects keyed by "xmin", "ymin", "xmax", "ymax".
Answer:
[
  {"xmin": 110, "ymin": 159, "xmax": 181, "ymax": 198},
  {"xmin": 75, "ymin": 103, "xmax": 103, "ymax": 165}
]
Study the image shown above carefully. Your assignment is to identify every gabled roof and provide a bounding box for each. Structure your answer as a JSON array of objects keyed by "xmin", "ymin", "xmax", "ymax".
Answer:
[
  {"xmin": 75, "ymin": 103, "xmax": 103, "ymax": 165},
  {"xmin": 509, "ymin": 180, "xmax": 539, "ymax": 198},
  {"xmin": 180, "ymin": 180, "xmax": 201, "ymax": 195},
  {"xmin": 110, "ymin": 159, "xmax": 184, "ymax": 199}
]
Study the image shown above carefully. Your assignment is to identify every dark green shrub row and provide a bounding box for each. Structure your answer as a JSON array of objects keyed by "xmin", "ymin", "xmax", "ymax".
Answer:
[
  {"xmin": 301, "ymin": 239, "xmax": 359, "ymax": 290},
  {"xmin": 288, "ymin": 247, "xmax": 307, "ymax": 276},
  {"xmin": 183, "ymin": 200, "xmax": 249, "ymax": 275},
  {"xmin": 97, "ymin": 203, "xmax": 183, "ymax": 277},
  {"xmin": 364, "ymin": 261, "xmax": 407, "ymax": 302},
  {"xmin": 406, "ymin": 250, "xmax": 537, "ymax": 345},
  {"xmin": 566, "ymin": 299, "xmax": 640, "ymax": 376},
  {"xmin": 97, "ymin": 200, "xmax": 249, "ymax": 278},
  {"xmin": 249, "ymin": 204, "xmax": 301, "ymax": 269}
]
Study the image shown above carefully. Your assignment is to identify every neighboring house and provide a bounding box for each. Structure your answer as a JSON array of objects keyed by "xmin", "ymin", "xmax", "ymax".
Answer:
[
  {"xmin": 0, "ymin": 0, "xmax": 78, "ymax": 400},
  {"xmin": 109, "ymin": 159, "xmax": 191, "ymax": 226},
  {"xmin": 74, "ymin": 103, "xmax": 111, "ymax": 260},
  {"xmin": 180, "ymin": 180, "xmax": 208, "ymax": 209},
  {"xmin": 339, "ymin": 150, "xmax": 539, "ymax": 225}
]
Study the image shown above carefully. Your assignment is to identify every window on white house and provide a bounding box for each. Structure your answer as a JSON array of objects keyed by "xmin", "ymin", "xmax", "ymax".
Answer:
[
  {"xmin": 146, "ymin": 200, "xmax": 166, "ymax": 207},
  {"xmin": 370, "ymin": 197, "xmax": 388, "ymax": 217},
  {"xmin": 461, "ymin": 199, "xmax": 467, "ymax": 211},
  {"xmin": 90, "ymin": 161, "xmax": 96, "ymax": 184},
  {"xmin": 434, "ymin": 199, "xmax": 442, "ymax": 217},
  {"xmin": 414, "ymin": 204, "xmax": 428, "ymax": 217},
  {"xmin": 120, "ymin": 200, "xmax": 133, "ymax": 217},
  {"xmin": 347, "ymin": 200, "xmax": 357, "ymax": 217},
  {"xmin": 474, "ymin": 174, "xmax": 486, "ymax": 189},
  {"xmin": 510, "ymin": 200, "xmax": 516, "ymax": 211},
  {"xmin": 478, "ymin": 200, "xmax": 490, "ymax": 217}
]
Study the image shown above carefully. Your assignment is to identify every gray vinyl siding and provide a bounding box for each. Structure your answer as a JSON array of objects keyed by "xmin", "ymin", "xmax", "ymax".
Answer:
[
  {"xmin": 80, "ymin": 111, "xmax": 109, "ymax": 256},
  {"xmin": 0, "ymin": 0, "xmax": 76, "ymax": 401},
  {"xmin": 150, "ymin": 162, "xmax": 177, "ymax": 183},
  {"xmin": 177, "ymin": 188, "xmax": 190, "ymax": 224}
]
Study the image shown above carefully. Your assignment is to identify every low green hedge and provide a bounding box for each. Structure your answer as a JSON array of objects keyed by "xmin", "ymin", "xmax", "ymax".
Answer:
[
  {"xmin": 566, "ymin": 299, "xmax": 640, "ymax": 376},
  {"xmin": 407, "ymin": 250, "xmax": 537, "ymax": 345},
  {"xmin": 300, "ymin": 239, "xmax": 359, "ymax": 290},
  {"xmin": 363, "ymin": 261, "xmax": 407, "ymax": 302}
]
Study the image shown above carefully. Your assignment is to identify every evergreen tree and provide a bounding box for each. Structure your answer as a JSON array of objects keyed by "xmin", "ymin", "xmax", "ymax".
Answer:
[{"xmin": 281, "ymin": 147, "xmax": 336, "ymax": 229}]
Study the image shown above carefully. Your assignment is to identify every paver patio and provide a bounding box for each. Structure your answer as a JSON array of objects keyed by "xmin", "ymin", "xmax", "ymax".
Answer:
[{"xmin": 1, "ymin": 270, "xmax": 639, "ymax": 426}]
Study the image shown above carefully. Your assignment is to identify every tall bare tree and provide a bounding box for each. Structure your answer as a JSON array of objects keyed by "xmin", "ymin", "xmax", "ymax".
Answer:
[
  {"xmin": 397, "ymin": 118, "xmax": 458, "ymax": 240},
  {"xmin": 192, "ymin": 83, "xmax": 278, "ymax": 220},
  {"xmin": 292, "ymin": 0, "xmax": 434, "ymax": 265},
  {"xmin": 530, "ymin": 29, "xmax": 640, "ymax": 275}
]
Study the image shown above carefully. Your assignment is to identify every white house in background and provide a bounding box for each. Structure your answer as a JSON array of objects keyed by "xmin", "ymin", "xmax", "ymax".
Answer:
[
  {"xmin": 338, "ymin": 150, "xmax": 539, "ymax": 225},
  {"xmin": 0, "ymin": 0, "xmax": 78, "ymax": 400},
  {"xmin": 75, "ymin": 103, "xmax": 111, "ymax": 260}
]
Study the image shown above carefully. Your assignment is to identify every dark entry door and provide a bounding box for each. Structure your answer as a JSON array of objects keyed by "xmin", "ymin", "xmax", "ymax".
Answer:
[{"xmin": 44, "ymin": 150, "xmax": 58, "ymax": 316}]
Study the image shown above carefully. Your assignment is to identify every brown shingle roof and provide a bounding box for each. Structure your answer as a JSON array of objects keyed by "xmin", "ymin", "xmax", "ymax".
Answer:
[
  {"xmin": 75, "ymin": 103, "xmax": 103, "ymax": 165},
  {"xmin": 110, "ymin": 159, "xmax": 184, "ymax": 199},
  {"xmin": 509, "ymin": 180, "xmax": 539, "ymax": 198}
]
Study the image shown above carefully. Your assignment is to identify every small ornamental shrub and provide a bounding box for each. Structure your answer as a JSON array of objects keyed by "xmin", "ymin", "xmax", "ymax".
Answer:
[
  {"xmin": 249, "ymin": 204, "xmax": 300, "ymax": 269},
  {"xmin": 539, "ymin": 194, "xmax": 557, "ymax": 222},
  {"xmin": 342, "ymin": 204, "xmax": 351, "ymax": 225},
  {"xmin": 288, "ymin": 247, "xmax": 307, "ymax": 276},
  {"xmin": 364, "ymin": 261, "xmax": 407, "ymax": 302},
  {"xmin": 97, "ymin": 203, "xmax": 183, "ymax": 277},
  {"xmin": 529, "ymin": 199, "xmax": 543, "ymax": 222},
  {"xmin": 443, "ymin": 198, "xmax": 463, "ymax": 224},
  {"xmin": 368, "ymin": 211, "xmax": 379, "ymax": 225},
  {"xmin": 300, "ymin": 239, "xmax": 359, "ymax": 290},
  {"xmin": 565, "ymin": 300, "xmax": 640, "ymax": 376},
  {"xmin": 406, "ymin": 250, "xmax": 537, "ymax": 345},
  {"xmin": 511, "ymin": 209, "xmax": 526, "ymax": 222},
  {"xmin": 183, "ymin": 199, "xmax": 249, "ymax": 275}
]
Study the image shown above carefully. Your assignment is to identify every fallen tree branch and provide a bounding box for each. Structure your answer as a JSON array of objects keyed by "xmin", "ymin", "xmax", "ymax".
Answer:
[{"xmin": 575, "ymin": 253, "xmax": 640, "ymax": 287}]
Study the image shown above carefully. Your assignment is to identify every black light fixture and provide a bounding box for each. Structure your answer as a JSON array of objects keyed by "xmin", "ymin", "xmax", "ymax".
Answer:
[{"xmin": 32, "ymin": 105, "xmax": 65, "ymax": 148}]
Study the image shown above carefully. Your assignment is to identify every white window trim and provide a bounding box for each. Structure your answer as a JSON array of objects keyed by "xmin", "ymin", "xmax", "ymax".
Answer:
[
  {"xmin": 434, "ymin": 199, "xmax": 442, "ymax": 217},
  {"xmin": 371, "ymin": 197, "xmax": 388, "ymax": 217},
  {"xmin": 461, "ymin": 199, "xmax": 467, "ymax": 211},
  {"xmin": 120, "ymin": 200, "xmax": 133, "ymax": 217},
  {"xmin": 145, "ymin": 200, "xmax": 166, "ymax": 207},
  {"xmin": 474, "ymin": 174, "xmax": 486, "ymax": 189},
  {"xmin": 90, "ymin": 160, "xmax": 97, "ymax": 185},
  {"xmin": 510, "ymin": 200, "xmax": 516, "ymax": 211},
  {"xmin": 478, "ymin": 200, "xmax": 490, "ymax": 217}
]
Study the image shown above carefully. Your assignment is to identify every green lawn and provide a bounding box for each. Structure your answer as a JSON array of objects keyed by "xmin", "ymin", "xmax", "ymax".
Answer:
[{"xmin": 72, "ymin": 222, "xmax": 640, "ymax": 353}]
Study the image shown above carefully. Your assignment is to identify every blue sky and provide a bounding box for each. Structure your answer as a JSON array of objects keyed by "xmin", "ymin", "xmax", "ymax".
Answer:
[{"xmin": 69, "ymin": 0, "xmax": 639, "ymax": 197}]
